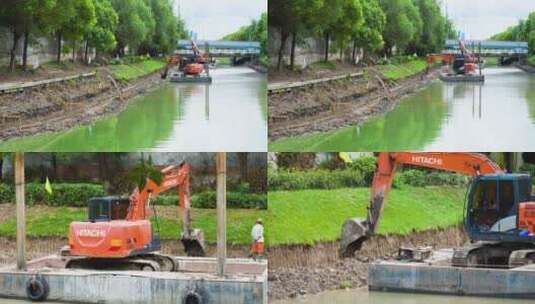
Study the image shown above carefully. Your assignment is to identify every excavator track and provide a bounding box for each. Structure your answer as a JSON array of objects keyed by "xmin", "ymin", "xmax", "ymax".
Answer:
[
  {"xmin": 452, "ymin": 242, "xmax": 535, "ymax": 268},
  {"xmin": 65, "ymin": 253, "xmax": 177, "ymax": 272}
]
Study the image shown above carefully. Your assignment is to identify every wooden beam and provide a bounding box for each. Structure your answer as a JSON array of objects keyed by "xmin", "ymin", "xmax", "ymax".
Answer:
[
  {"xmin": 216, "ymin": 152, "xmax": 227, "ymax": 277},
  {"xmin": 15, "ymin": 152, "xmax": 26, "ymax": 271}
]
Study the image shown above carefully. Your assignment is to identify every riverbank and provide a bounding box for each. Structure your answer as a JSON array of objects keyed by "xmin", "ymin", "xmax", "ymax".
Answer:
[
  {"xmin": 0, "ymin": 59, "xmax": 166, "ymax": 143},
  {"xmin": 268, "ymin": 59, "xmax": 440, "ymax": 144},
  {"xmin": 268, "ymin": 226, "xmax": 467, "ymax": 300}
]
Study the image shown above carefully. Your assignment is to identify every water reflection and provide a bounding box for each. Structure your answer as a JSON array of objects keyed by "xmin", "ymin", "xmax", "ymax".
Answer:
[
  {"xmin": 270, "ymin": 67, "xmax": 535, "ymax": 151},
  {"xmin": 0, "ymin": 67, "xmax": 267, "ymax": 152}
]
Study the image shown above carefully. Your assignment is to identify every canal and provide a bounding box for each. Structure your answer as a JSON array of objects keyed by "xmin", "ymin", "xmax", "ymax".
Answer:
[
  {"xmin": 0, "ymin": 66, "xmax": 267, "ymax": 152},
  {"xmin": 270, "ymin": 67, "xmax": 535, "ymax": 151},
  {"xmin": 273, "ymin": 290, "xmax": 535, "ymax": 304}
]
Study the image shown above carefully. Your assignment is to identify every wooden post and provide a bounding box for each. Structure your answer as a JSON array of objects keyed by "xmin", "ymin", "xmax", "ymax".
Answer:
[
  {"xmin": 15, "ymin": 152, "xmax": 26, "ymax": 271},
  {"xmin": 216, "ymin": 152, "xmax": 227, "ymax": 277}
]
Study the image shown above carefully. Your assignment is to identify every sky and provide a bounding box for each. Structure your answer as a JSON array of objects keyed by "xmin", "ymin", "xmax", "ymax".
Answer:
[
  {"xmin": 176, "ymin": 0, "xmax": 266, "ymax": 40},
  {"xmin": 442, "ymin": 0, "xmax": 535, "ymax": 40}
]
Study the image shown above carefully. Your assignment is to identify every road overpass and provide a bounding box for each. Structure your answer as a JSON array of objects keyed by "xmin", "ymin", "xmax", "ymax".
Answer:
[
  {"xmin": 177, "ymin": 40, "xmax": 261, "ymax": 57},
  {"xmin": 443, "ymin": 39, "xmax": 529, "ymax": 57}
]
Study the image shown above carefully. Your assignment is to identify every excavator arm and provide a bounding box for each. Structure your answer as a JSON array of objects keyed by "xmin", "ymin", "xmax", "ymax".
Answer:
[
  {"xmin": 126, "ymin": 161, "xmax": 205, "ymax": 256},
  {"xmin": 340, "ymin": 152, "xmax": 503, "ymax": 257}
]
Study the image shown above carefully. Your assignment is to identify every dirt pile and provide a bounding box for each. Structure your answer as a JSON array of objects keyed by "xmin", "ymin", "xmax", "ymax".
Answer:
[
  {"xmin": 268, "ymin": 68, "xmax": 440, "ymax": 141},
  {"xmin": 267, "ymin": 226, "xmax": 467, "ymax": 300},
  {"xmin": 0, "ymin": 69, "xmax": 164, "ymax": 142}
]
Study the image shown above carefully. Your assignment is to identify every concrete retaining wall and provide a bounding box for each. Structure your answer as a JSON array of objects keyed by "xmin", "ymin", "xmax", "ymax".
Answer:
[{"xmin": 369, "ymin": 261, "xmax": 535, "ymax": 298}]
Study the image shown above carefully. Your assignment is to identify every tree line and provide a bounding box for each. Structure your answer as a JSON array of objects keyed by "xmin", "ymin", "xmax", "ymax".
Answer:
[
  {"xmin": 491, "ymin": 12, "xmax": 535, "ymax": 53},
  {"xmin": 0, "ymin": 0, "xmax": 188, "ymax": 72},
  {"xmin": 269, "ymin": 0, "xmax": 457, "ymax": 70},
  {"xmin": 222, "ymin": 12, "xmax": 267, "ymax": 57}
]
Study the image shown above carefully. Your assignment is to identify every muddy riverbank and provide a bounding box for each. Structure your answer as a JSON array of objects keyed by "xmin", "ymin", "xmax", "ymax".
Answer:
[
  {"xmin": 0, "ymin": 68, "xmax": 164, "ymax": 142},
  {"xmin": 268, "ymin": 67, "xmax": 441, "ymax": 141},
  {"xmin": 267, "ymin": 226, "xmax": 467, "ymax": 300}
]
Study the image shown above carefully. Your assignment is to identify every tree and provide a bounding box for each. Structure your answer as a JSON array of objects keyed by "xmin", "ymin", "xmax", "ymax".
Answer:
[
  {"xmin": 138, "ymin": 0, "xmax": 178, "ymax": 56},
  {"xmin": 408, "ymin": 0, "xmax": 445, "ymax": 56},
  {"xmin": 111, "ymin": 0, "xmax": 154, "ymax": 56},
  {"xmin": 331, "ymin": 0, "xmax": 363, "ymax": 62},
  {"xmin": 316, "ymin": 0, "xmax": 345, "ymax": 62},
  {"xmin": 44, "ymin": 0, "xmax": 96, "ymax": 63},
  {"xmin": 352, "ymin": 0, "xmax": 385, "ymax": 62},
  {"xmin": 380, "ymin": 0, "xmax": 421, "ymax": 56},
  {"xmin": 0, "ymin": 0, "xmax": 53, "ymax": 71},
  {"xmin": 268, "ymin": 0, "xmax": 293, "ymax": 70},
  {"xmin": 84, "ymin": 0, "xmax": 118, "ymax": 62}
]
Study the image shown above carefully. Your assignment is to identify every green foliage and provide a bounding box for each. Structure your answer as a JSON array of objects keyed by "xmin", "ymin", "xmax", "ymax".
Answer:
[
  {"xmin": 268, "ymin": 168, "xmax": 365, "ymax": 191},
  {"xmin": 85, "ymin": 0, "xmax": 118, "ymax": 53},
  {"xmin": 191, "ymin": 191, "xmax": 267, "ymax": 209},
  {"xmin": 223, "ymin": 12, "xmax": 267, "ymax": 56},
  {"xmin": 111, "ymin": 0, "xmax": 154, "ymax": 55},
  {"xmin": 407, "ymin": 0, "xmax": 447, "ymax": 55},
  {"xmin": 138, "ymin": 0, "xmax": 183, "ymax": 56},
  {"xmin": 380, "ymin": 0, "xmax": 421, "ymax": 55},
  {"xmin": 110, "ymin": 58, "xmax": 166, "ymax": 80},
  {"xmin": 353, "ymin": 0, "xmax": 385, "ymax": 54},
  {"xmin": 491, "ymin": 11, "xmax": 535, "ymax": 54},
  {"xmin": 127, "ymin": 156, "xmax": 163, "ymax": 190},
  {"xmin": 0, "ymin": 183, "xmax": 105, "ymax": 206},
  {"xmin": 348, "ymin": 156, "xmax": 376, "ymax": 184}
]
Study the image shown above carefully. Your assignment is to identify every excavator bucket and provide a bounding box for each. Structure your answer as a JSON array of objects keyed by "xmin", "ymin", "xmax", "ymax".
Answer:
[
  {"xmin": 181, "ymin": 229, "xmax": 206, "ymax": 257},
  {"xmin": 339, "ymin": 218, "xmax": 370, "ymax": 258}
]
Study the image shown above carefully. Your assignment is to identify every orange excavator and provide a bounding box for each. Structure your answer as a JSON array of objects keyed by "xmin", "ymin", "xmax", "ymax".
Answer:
[
  {"xmin": 426, "ymin": 40, "xmax": 478, "ymax": 75},
  {"xmin": 161, "ymin": 40, "xmax": 211, "ymax": 82},
  {"xmin": 64, "ymin": 162, "xmax": 205, "ymax": 271},
  {"xmin": 341, "ymin": 153, "xmax": 535, "ymax": 268}
]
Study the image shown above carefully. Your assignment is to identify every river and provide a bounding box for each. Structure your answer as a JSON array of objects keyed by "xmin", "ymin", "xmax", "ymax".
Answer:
[
  {"xmin": 0, "ymin": 66, "xmax": 267, "ymax": 152},
  {"xmin": 269, "ymin": 67, "xmax": 535, "ymax": 151},
  {"xmin": 273, "ymin": 289, "xmax": 534, "ymax": 304}
]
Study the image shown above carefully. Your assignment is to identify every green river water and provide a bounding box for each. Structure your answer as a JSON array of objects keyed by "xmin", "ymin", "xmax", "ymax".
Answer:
[
  {"xmin": 0, "ymin": 66, "xmax": 267, "ymax": 152},
  {"xmin": 274, "ymin": 290, "xmax": 534, "ymax": 304},
  {"xmin": 270, "ymin": 67, "xmax": 535, "ymax": 151}
]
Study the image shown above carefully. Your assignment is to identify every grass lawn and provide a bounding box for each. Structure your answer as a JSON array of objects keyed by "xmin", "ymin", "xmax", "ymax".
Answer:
[
  {"xmin": 110, "ymin": 59, "xmax": 166, "ymax": 81},
  {"xmin": 376, "ymin": 59, "xmax": 427, "ymax": 81},
  {"xmin": 267, "ymin": 186, "xmax": 465, "ymax": 246},
  {"xmin": 0, "ymin": 206, "xmax": 268, "ymax": 246},
  {"xmin": 0, "ymin": 186, "xmax": 465, "ymax": 246}
]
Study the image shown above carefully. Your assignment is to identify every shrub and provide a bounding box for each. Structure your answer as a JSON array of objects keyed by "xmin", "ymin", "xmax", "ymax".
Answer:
[
  {"xmin": 268, "ymin": 168, "xmax": 365, "ymax": 191},
  {"xmin": 349, "ymin": 156, "xmax": 376, "ymax": 184},
  {"xmin": 0, "ymin": 183, "xmax": 105, "ymax": 207},
  {"xmin": 191, "ymin": 191, "xmax": 267, "ymax": 209}
]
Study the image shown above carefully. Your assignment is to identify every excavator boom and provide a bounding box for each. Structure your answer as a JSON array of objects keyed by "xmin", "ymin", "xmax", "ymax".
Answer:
[{"xmin": 340, "ymin": 153, "xmax": 503, "ymax": 257}]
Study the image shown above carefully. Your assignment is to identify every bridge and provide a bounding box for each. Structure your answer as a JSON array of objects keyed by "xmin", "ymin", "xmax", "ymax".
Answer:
[
  {"xmin": 443, "ymin": 39, "xmax": 529, "ymax": 57},
  {"xmin": 177, "ymin": 40, "xmax": 261, "ymax": 57}
]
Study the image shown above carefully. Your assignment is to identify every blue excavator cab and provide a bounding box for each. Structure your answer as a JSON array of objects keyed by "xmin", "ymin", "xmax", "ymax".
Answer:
[{"xmin": 465, "ymin": 174, "xmax": 534, "ymax": 243}]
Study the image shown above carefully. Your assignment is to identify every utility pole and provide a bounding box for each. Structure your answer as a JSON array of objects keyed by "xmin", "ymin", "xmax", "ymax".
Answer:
[
  {"xmin": 15, "ymin": 152, "xmax": 26, "ymax": 271},
  {"xmin": 216, "ymin": 152, "xmax": 227, "ymax": 277}
]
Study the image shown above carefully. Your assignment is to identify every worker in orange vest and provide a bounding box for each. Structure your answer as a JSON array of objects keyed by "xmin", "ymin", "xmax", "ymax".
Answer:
[{"xmin": 250, "ymin": 218, "xmax": 264, "ymax": 260}]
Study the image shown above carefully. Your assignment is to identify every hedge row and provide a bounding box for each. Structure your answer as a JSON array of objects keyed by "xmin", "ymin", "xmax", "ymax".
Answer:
[
  {"xmin": 268, "ymin": 167, "xmax": 469, "ymax": 191},
  {"xmin": 0, "ymin": 183, "xmax": 266, "ymax": 210},
  {"xmin": 155, "ymin": 191, "xmax": 267, "ymax": 209},
  {"xmin": 0, "ymin": 183, "xmax": 105, "ymax": 206}
]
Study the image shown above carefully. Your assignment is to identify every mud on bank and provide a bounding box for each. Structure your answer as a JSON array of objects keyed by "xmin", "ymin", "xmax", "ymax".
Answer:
[
  {"xmin": 267, "ymin": 226, "xmax": 467, "ymax": 300},
  {"xmin": 268, "ymin": 67, "xmax": 440, "ymax": 141},
  {"xmin": 0, "ymin": 68, "xmax": 165, "ymax": 142}
]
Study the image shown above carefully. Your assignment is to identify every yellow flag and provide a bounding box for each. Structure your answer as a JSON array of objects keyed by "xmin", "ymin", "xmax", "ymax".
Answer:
[
  {"xmin": 45, "ymin": 177, "xmax": 53, "ymax": 195},
  {"xmin": 339, "ymin": 152, "xmax": 352, "ymax": 164}
]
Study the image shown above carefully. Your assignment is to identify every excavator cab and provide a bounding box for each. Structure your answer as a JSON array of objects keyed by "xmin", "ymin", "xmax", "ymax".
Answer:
[
  {"xmin": 465, "ymin": 174, "xmax": 535, "ymax": 243},
  {"xmin": 88, "ymin": 197, "xmax": 130, "ymax": 222}
]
